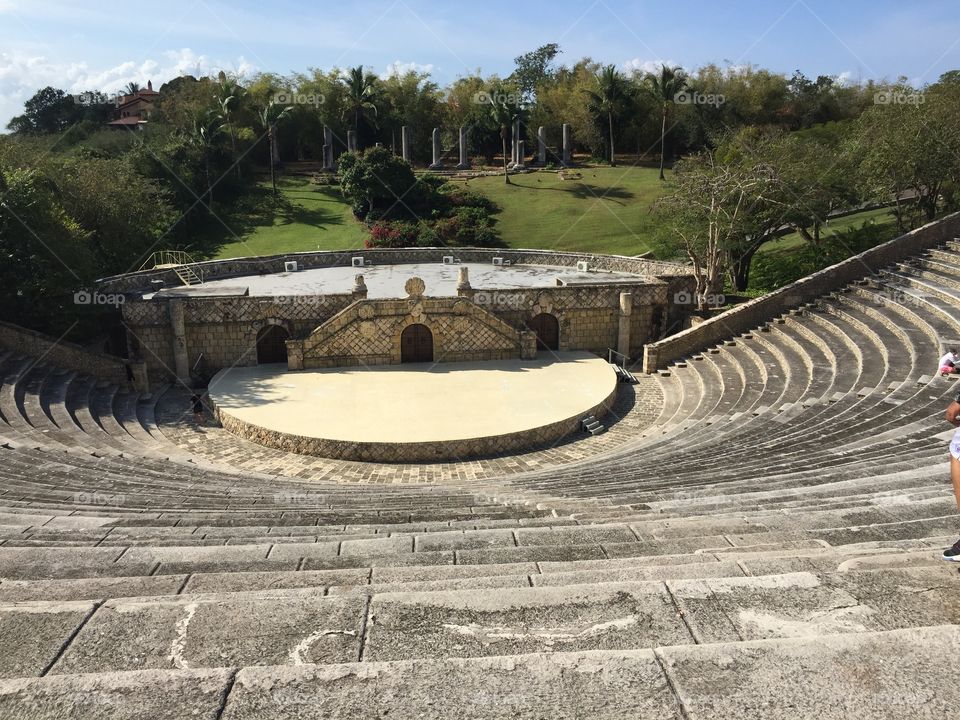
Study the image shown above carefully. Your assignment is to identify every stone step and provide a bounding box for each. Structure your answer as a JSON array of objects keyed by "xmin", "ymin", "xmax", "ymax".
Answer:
[
  {"xmin": 13, "ymin": 566, "xmax": 955, "ymax": 676},
  {"xmin": 6, "ymin": 625, "xmax": 960, "ymax": 718}
]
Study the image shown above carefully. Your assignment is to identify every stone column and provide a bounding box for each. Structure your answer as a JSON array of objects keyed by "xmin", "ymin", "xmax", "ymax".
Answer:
[
  {"xmin": 537, "ymin": 126, "xmax": 547, "ymax": 165},
  {"xmin": 520, "ymin": 330, "xmax": 538, "ymax": 360},
  {"xmin": 352, "ymin": 274, "xmax": 368, "ymax": 299},
  {"xmin": 347, "ymin": 130, "xmax": 358, "ymax": 153},
  {"xmin": 168, "ymin": 299, "xmax": 190, "ymax": 382},
  {"xmin": 401, "ymin": 126, "xmax": 410, "ymax": 163},
  {"xmin": 287, "ymin": 342, "xmax": 303, "ymax": 371},
  {"xmin": 456, "ymin": 126, "xmax": 470, "ymax": 169},
  {"xmin": 617, "ymin": 292, "xmax": 632, "ymax": 359},
  {"xmin": 456, "ymin": 266, "xmax": 473, "ymax": 299},
  {"xmin": 322, "ymin": 126, "xmax": 334, "ymax": 169},
  {"xmin": 510, "ymin": 119, "xmax": 520, "ymax": 166},
  {"xmin": 514, "ymin": 140, "xmax": 526, "ymax": 170},
  {"xmin": 429, "ymin": 128, "xmax": 443, "ymax": 169},
  {"xmin": 562, "ymin": 123, "xmax": 572, "ymax": 166}
]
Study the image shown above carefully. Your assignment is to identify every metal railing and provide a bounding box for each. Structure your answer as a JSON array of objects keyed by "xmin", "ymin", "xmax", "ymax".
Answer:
[
  {"xmin": 607, "ymin": 348, "xmax": 629, "ymax": 368},
  {"xmin": 138, "ymin": 250, "xmax": 201, "ymax": 271}
]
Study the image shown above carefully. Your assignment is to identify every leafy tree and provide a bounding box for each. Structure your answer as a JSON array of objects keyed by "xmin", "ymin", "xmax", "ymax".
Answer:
[
  {"xmin": 215, "ymin": 71, "xmax": 246, "ymax": 178},
  {"xmin": 655, "ymin": 144, "xmax": 787, "ymax": 305},
  {"xmin": 645, "ymin": 65, "xmax": 687, "ymax": 179},
  {"xmin": 7, "ymin": 86, "xmax": 80, "ymax": 134},
  {"xmin": 484, "ymin": 82, "xmax": 525, "ymax": 184},
  {"xmin": 341, "ymin": 66, "xmax": 381, "ymax": 147},
  {"xmin": 584, "ymin": 65, "xmax": 631, "ymax": 166},
  {"xmin": 255, "ymin": 101, "xmax": 293, "ymax": 199},
  {"xmin": 338, "ymin": 146, "xmax": 418, "ymax": 218},
  {"xmin": 511, "ymin": 43, "xmax": 561, "ymax": 102}
]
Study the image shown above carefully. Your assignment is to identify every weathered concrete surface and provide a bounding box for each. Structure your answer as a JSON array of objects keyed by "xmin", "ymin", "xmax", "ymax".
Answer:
[
  {"xmin": 182, "ymin": 568, "xmax": 370, "ymax": 595},
  {"xmin": 0, "ymin": 601, "xmax": 94, "ymax": 677},
  {"xmin": 364, "ymin": 582, "xmax": 692, "ymax": 661},
  {"xmin": 0, "ymin": 575, "xmax": 186, "ymax": 603},
  {"xmin": 223, "ymin": 650, "xmax": 681, "ymax": 719},
  {"xmin": 52, "ymin": 591, "xmax": 365, "ymax": 674},
  {"xmin": 659, "ymin": 625, "xmax": 960, "ymax": 719},
  {"xmin": 668, "ymin": 572, "xmax": 881, "ymax": 643},
  {"xmin": 0, "ymin": 668, "xmax": 230, "ymax": 719}
]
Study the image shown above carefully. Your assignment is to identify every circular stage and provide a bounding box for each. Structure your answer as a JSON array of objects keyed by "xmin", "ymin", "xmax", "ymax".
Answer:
[{"xmin": 208, "ymin": 352, "xmax": 618, "ymax": 462}]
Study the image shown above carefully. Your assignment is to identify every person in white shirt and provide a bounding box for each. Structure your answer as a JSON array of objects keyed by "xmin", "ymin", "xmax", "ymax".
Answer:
[
  {"xmin": 942, "ymin": 391, "xmax": 960, "ymax": 560},
  {"xmin": 939, "ymin": 348, "xmax": 959, "ymax": 376}
]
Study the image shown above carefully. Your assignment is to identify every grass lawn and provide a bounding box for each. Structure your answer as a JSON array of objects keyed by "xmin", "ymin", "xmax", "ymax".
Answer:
[
  {"xmin": 757, "ymin": 206, "xmax": 898, "ymax": 255},
  {"xmin": 212, "ymin": 166, "xmax": 667, "ymax": 259},
  {"xmin": 447, "ymin": 166, "xmax": 665, "ymax": 256},
  {"xmin": 212, "ymin": 177, "xmax": 367, "ymax": 259}
]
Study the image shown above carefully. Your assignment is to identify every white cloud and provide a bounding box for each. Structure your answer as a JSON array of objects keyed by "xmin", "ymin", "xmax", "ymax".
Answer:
[
  {"xmin": 384, "ymin": 60, "xmax": 435, "ymax": 78},
  {"xmin": 0, "ymin": 48, "xmax": 257, "ymax": 129},
  {"xmin": 622, "ymin": 58, "xmax": 683, "ymax": 76},
  {"xmin": 834, "ymin": 70, "xmax": 856, "ymax": 87}
]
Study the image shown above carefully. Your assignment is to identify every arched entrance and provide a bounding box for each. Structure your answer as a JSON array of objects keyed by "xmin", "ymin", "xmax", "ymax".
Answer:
[
  {"xmin": 256, "ymin": 325, "xmax": 289, "ymax": 364},
  {"xmin": 527, "ymin": 313, "xmax": 559, "ymax": 351},
  {"xmin": 400, "ymin": 323, "xmax": 433, "ymax": 363}
]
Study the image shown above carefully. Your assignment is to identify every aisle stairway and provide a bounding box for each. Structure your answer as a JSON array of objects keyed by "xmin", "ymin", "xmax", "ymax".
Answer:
[{"xmin": 2, "ymin": 239, "xmax": 960, "ymax": 717}]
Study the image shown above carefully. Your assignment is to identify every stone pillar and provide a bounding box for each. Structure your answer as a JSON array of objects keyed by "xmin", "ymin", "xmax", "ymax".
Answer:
[
  {"xmin": 168, "ymin": 300, "xmax": 190, "ymax": 382},
  {"xmin": 429, "ymin": 128, "xmax": 443, "ymax": 169},
  {"xmin": 352, "ymin": 274, "xmax": 368, "ymax": 299},
  {"xmin": 562, "ymin": 123, "xmax": 572, "ymax": 166},
  {"xmin": 514, "ymin": 140, "xmax": 526, "ymax": 170},
  {"xmin": 520, "ymin": 330, "xmax": 538, "ymax": 360},
  {"xmin": 456, "ymin": 266, "xmax": 473, "ymax": 299},
  {"xmin": 347, "ymin": 130, "xmax": 358, "ymax": 153},
  {"xmin": 510, "ymin": 119, "xmax": 520, "ymax": 166},
  {"xmin": 456, "ymin": 126, "xmax": 470, "ymax": 169},
  {"xmin": 537, "ymin": 126, "xmax": 547, "ymax": 165},
  {"xmin": 617, "ymin": 292, "xmax": 632, "ymax": 359},
  {"xmin": 287, "ymin": 342, "xmax": 303, "ymax": 371},
  {"xmin": 322, "ymin": 126, "xmax": 334, "ymax": 169},
  {"xmin": 401, "ymin": 126, "xmax": 410, "ymax": 163}
]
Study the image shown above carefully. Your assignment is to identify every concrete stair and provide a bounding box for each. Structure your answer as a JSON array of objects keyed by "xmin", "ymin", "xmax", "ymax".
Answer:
[{"xmin": 2, "ymin": 237, "xmax": 960, "ymax": 714}]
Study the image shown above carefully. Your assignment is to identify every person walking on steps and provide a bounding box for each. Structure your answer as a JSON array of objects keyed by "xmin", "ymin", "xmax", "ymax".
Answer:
[
  {"xmin": 943, "ymin": 389, "xmax": 960, "ymax": 560},
  {"xmin": 190, "ymin": 391, "xmax": 206, "ymax": 424}
]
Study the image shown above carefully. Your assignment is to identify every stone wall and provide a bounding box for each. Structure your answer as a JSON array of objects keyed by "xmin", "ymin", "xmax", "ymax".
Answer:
[
  {"xmin": 98, "ymin": 247, "xmax": 692, "ymax": 294},
  {"xmin": 0, "ymin": 321, "xmax": 146, "ymax": 390},
  {"xmin": 293, "ymin": 292, "xmax": 526, "ymax": 368},
  {"xmin": 642, "ymin": 212, "xmax": 960, "ymax": 373}
]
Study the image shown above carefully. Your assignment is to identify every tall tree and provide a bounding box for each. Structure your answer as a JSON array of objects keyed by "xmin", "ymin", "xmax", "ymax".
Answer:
[
  {"xmin": 215, "ymin": 71, "xmax": 245, "ymax": 179},
  {"xmin": 341, "ymin": 66, "xmax": 381, "ymax": 147},
  {"xmin": 511, "ymin": 43, "xmax": 561, "ymax": 102},
  {"xmin": 255, "ymin": 101, "xmax": 292, "ymax": 199},
  {"xmin": 584, "ymin": 65, "xmax": 630, "ymax": 166},
  {"xmin": 485, "ymin": 82, "xmax": 524, "ymax": 184},
  {"xmin": 645, "ymin": 65, "xmax": 687, "ymax": 180}
]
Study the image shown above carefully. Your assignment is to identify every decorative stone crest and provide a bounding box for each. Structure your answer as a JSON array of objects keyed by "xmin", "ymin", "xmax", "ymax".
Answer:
[
  {"xmin": 452, "ymin": 299, "xmax": 471, "ymax": 315},
  {"xmin": 358, "ymin": 304, "xmax": 375, "ymax": 319},
  {"xmin": 405, "ymin": 276, "xmax": 426, "ymax": 299},
  {"xmin": 359, "ymin": 320, "xmax": 377, "ymax": 339}
]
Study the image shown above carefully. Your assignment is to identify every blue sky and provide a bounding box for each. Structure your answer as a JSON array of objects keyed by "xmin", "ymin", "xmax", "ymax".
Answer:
[{"xmin": 2, "ymin": 0, "xmax": 959, "ymax": 126}]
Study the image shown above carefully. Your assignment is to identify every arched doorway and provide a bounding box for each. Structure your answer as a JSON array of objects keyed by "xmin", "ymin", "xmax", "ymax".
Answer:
[
  {"xmin": 256, "ymin": 325, "xmax": 289, "ymax": 364},
  {"xmin": 400, "ymin": 324, "xmax": 433, "ymax": 363},
  {"xmin": 527, "ymin": 313, "xmax": 559, "ymax": 351}
]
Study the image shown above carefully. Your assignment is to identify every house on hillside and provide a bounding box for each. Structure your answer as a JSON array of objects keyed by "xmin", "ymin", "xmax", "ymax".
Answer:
[{"xmin": 107, "ymin": 80, "xmax": 159, "ymax": 128}]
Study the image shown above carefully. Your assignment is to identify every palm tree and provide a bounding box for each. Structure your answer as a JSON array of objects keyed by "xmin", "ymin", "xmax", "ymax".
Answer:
[
  {"xmin": 645, "ymin": 65, "xmax": 687, "ymax": 180},
  {"xmin": 256, "ymin": 101, "xmax": 293, "ymax": 199},
  {"xmin": 188, "ymin": 108, "xmax": 225, "ymax": 207},
  {"xmin": 215, "ymin": 71, "xmax": 245, "ymax": 179},
  {"xmin": 341, "ymin": 65, "xmax": 380, "ymax": 147},
  {"xmin": 124, "ymin": 81, "xmax": 141, "ymax": 96},
  {"xmin": 584, "ymin": 65, "xmax": 630, "ymax": 167},
  {"xmin": 486, "ymin": 85, "xmax": 523, "ymax": 185}
]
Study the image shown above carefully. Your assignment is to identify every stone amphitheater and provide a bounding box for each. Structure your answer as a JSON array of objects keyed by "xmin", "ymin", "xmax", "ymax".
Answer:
[{"xmin": 2, "ymin": 223, "xmax": 960, "ymax": 718}]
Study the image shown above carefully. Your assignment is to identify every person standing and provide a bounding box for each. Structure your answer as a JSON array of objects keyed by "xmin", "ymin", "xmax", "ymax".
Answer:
[
  {"xmin": 942, "ymin": 389, "xmax": 960, "ymax": 560},
  {"xmin": 190, "ymin": 391, "xmax": 205, "ymax": 424}
]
